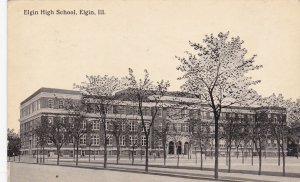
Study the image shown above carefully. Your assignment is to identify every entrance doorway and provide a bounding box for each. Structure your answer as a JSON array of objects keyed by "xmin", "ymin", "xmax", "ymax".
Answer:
[
  {"xmin": 184, "ymin": 142, "xmax": 189, "ymax": 155},
  {"xmin": 177, "ymin": 141, "xmax": 182, "ymax": 154},
  {"xmin": 169, "ymin": 141, "xmax": 174, "ymax": 154}
]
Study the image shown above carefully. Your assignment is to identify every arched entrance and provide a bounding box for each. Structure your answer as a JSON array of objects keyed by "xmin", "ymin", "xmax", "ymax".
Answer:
[
  {"xmin": 184, "ymin": 142, "xmax": 189, "ymax": 155},
  {"xmin": 169, "ymin": 141, "xmax": 174, "ymax": 154},
  {"xmin": 177, "ymin": 141, "xmax": 182, "ymax": 154}
]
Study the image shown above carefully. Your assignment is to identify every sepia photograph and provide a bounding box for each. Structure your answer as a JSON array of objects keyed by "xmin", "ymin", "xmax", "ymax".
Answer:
[{"xmin": 6, "ymin": 0, "xmax": 300, "ymax": 181}]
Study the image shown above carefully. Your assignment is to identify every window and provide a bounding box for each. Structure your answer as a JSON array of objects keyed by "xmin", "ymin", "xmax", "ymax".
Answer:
[
  {"xmin": 91, "ymin": 134, "xmax": 100, "ymax": 145},
  {"xmin": 159, "ymin": 123, "xmax": 163, "ymax": 131},
  {"xmin": 175, "ymin": 123, "xmax": 181, "ymax": 132},
  {"xmin": 184, "ymin": 109, "xmax": 189, "ymax": 116},
  {"xmin": 129, "ymin": 136, "xmax": 133, "ymax": 146},
  {"xmin": 274, "ymin": 116, "xmax": 278, "ymax": 123},
  {"xmin": 80, "ymin": 135, "xmax": 87, "ymax": 145},
  {"xmin": 93, "ymin": 120, "xmax": 100, "ymax": 130},
  {"xmin": 82, "ymin": 120, "xmax": 86, "ymax": 129},
  {"xmin": 33, "ymin": 102, "xmax": 37, "ymax": 111},
  {"xmin": 48, "ymin": 99, "xmax": 54, "ymax": 108},
  {"xmin": 116, "ymin": 106, "xmax": 126, "ymax": 115},
  {"xmin": 143, "ymin": 123, "xmax": 149, "ymax": 132},
  {"xmin": 107, "ymin": 105, "xmax": 113, "ymax": 114},
  {"xmin": 141, "ymin": 136, "xmax": 146, "ymax": 146},
  {"xmin": 59, "ymin": 100, "xmax": 64, "ymax": 109},
  {"xmin": 30, "ymin": 104, "xmax": 33, "ymax": 114},
  {"xmin": 121, "ymin": 135, "xmax": 125, "ymax": 146},
  {"xmin": 105, "ymin": 121, "xmax": 110, "ymax": 131},
  {"xmin": 121, "ymin": 122, "xmax": 126, "ymax": 131},
  {"xmin": 130, "ymin": 121, "xmax": 136, "ymax": 132},
  {"xmin": 107, "ymin": 136, "xmax": 113, "ymax": 146},
  {"xmin": 183, "ymin": 124, "xmax": 189, "ymax": 132},
  {"xmin": 133, "ymin": 106, "xmax": 139, "ymax": 115},
  {"xmin": 158, "ymin": 108, "xmax": 163, "ymax": 117},
  {"xmin": 37, "ymin": 100, "xmax": 41, "ymax": 110}
]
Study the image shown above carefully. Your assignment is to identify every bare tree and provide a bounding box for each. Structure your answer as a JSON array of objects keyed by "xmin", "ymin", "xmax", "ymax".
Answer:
[
  {"xmin": 111, "ymin": 118, "xmax": 129, "ymax": 164},
  {"xmin": 176, "ymin": 32, "xmax": 262, "ymax": 178},
  {"xmin": 262, "ymin": 93, "xmax": 291, "ymax": 176},
  {"xmin": 64, "ymin": 99, "xmax": 91, "ymax": 166},
  {"xmin": 153, "ymin": 119, "xmax": 171, "ymax": 166},
  {"xmin": 48, "ymin": 116, "xmax": 70, "ymax": 165},
  {"xmin": 252, "ymin": 110, "xmax": 269, "ymax": 175},
  {"xmin": 75, "ymin": 75, "xmax": 124, "ymax": 168},
  {"xmin": 221, "ymin": 114, "xmax": 236, "ymax": 172},
  {"xmin": 126, "ymin": 68, "xmax": 170, "ymax": 172},
  {"xmin": 190, "ymin": 115, "xmax": 211, "ymax": 169},
  {"xmin": 34, "ymin": 116, "xmax": 49, "ymax": 163},
  {"xmin": 126, "ymin": 120, "xmax": 143, "ymax": 165}
]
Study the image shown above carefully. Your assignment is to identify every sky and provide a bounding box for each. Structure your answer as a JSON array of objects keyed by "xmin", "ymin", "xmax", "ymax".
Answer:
[{"xmin": 8, "ymin": 0, "xmax": 300, "ymax": 131}]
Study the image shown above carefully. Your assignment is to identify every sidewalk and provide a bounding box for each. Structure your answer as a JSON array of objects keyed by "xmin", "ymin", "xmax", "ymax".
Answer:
[{"xmin": 12, "ymin": 159, "xmax": 300, "ymax": 182}]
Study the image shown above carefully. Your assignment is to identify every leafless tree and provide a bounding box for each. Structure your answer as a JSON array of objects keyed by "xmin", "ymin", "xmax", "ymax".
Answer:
[
  {"xmin": 75, "ymin": 75, "xmax": 125, "ymax": 168},
  {"xmin": 48, "ymin": 116, "xmax": 70, "ymax": 165},
  {"xmin": 125, "ymin": 68, "xmax": 170, "ymax": 172},
  {"xmin": 153, "ymin": 119, "xmax": 171, "ymax": 166},
  {"xmin": 34, "ymin": 116, "xmax": 49, "ymax": 163}
]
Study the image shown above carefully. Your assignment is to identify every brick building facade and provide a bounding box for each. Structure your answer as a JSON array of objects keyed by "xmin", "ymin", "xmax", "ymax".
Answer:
[{"xmin": 20, "ymin": 88, "xmax": 287, "ymax": 158}]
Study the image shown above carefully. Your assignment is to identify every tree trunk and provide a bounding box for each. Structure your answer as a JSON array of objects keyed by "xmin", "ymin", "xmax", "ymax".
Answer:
[
  {"xmin": 258, "ymin": 148, "xmax": 262, "ymax": 175},
  {"xmin": 104, "ymin": 139, "xmax": 107, "ymax": 168},
  {"xmin": 57, "ymin": 149, "xmax": 60, "ymax": 165},
  {"xmin": 228, "ymin": 148, "xmax": 231, "ymax": 173},
  {"xmin": 89, "ymin": 146, "xmax": 91, "ymax": 163},
  {"xmin": 214, "ymin": 116, "xmax": 219, "ymax": 179},
  {"xmin": 73, "ymin": 143, "xmax": 75, "ymax": 161},
  {"xmin": 195, "ymin": 148, "xmax": 198, "ymax": 164},
  {"xmin": 36, "ymin": 147, "xmax": 39, "ymax": 164},
  {"xmin": 76, "ymin": 142, "xmax": 79, "ymax": 166},
  {"xmin": 42, "ymin": 146, "xmax": 45, "ymax": 163},
  {"xmin": 132, "ymin": 148, "xmax": 135, "ymax": 165},
  {"xmin": 200, "ymin": 147, "xmax": 203, "ymax": 170},
  {"xmin": 226, "ymin": 147, "xmax": 228, "ymax": 166},
  {"xmin": 116, "ymin": 143, "xmax": 120, "ymax": 165},
  {"xmin": 145, "ymin": 135, "xmax": 149, "ymax": 172},
  {"xmin": 236, "ymin": 147, "xmax": 239, "ymax": 159},
  {"xmin": 242, "ymin": 148, "xmax": 244, "ymax": 164},
  {"xmin": 177, "ymin": 152, "xmax": 180, "ymax": 167},
  {"xmin": 277, "ymin": 141, "xmax": 281, "ymax": 166},
  {"xmin": 163, "ymin": 144, "xmax": 166, "ymax": 166},
  {"xmin": 251, "ymin": 147, "xmax": 254, "ymax": 166},
  {"xmin": 187, "ymin": 144, "xmax": 190, "ymax": 160}
]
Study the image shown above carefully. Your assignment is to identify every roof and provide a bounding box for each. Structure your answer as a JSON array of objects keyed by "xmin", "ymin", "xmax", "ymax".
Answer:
[{"xmin": 20, "ymin": 87, "xmax": 81, "ymax": 105}]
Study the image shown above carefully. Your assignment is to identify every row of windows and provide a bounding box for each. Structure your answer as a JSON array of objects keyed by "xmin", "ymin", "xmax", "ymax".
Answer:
[
  {"xmin": 79, "ymin": 135, "xmax": 148, "ymax": 146},
  {"xmin": 21, "ymin": 100, "xmax": 41, "ymax": 118},
  {"xmin": 45, "ymin": 99, "xmax": 261, "ymax": 120},
  {"xmin": 48, "ymin": 99, "xmax": 64, "ymax": 109}
]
